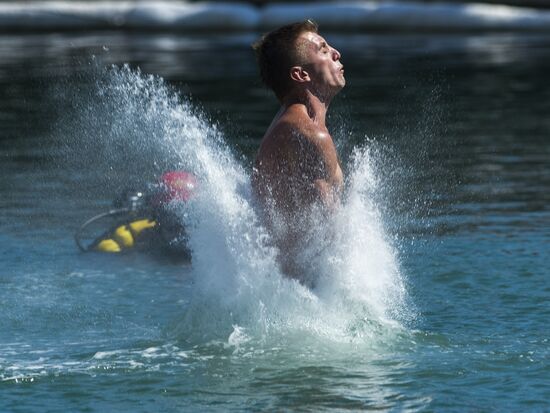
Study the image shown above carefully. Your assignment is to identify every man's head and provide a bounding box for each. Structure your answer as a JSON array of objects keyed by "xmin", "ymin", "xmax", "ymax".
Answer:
[{"xmin": 253, "ymin": 20, "xmax": 344, "ymax": 102}]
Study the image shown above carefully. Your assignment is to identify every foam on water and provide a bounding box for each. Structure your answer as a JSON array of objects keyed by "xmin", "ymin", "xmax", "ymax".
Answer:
[{"xmin": 59, "ymin": 63, "xmax": 413, "ymax": 351}]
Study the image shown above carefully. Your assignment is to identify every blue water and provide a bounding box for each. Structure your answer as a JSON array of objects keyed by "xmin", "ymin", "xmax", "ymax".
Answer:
[{"xmin": 1, "ymin": 32, "xmax": 549, "ymax": 412}]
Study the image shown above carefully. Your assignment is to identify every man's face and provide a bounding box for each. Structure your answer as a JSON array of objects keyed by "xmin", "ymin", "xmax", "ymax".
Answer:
[{"xmin": 297, "ymin": 31, "xmax": 345, "ymax": 95}]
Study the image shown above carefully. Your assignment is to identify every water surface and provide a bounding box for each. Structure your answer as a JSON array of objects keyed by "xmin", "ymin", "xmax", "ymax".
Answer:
[{"xmin": 1, "ymin": 32, "xmax": 549, "ymax": 412}]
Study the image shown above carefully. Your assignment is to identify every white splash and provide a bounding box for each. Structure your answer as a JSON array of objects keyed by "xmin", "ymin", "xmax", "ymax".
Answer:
[{"xmin": 79, "ymin": 64, "xmax": 412, "ymax": 346}]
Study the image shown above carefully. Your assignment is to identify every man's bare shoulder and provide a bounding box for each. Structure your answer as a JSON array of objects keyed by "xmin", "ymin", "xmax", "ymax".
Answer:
[{"xmin": 276, "ymin": 106, "xmax": 331, "ymax": 148}]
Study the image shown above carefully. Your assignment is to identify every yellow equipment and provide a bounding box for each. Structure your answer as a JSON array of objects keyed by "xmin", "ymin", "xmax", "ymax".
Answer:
[{"xmin": 93, "ymin": 219, "xmax": 157, "ymax": 253}]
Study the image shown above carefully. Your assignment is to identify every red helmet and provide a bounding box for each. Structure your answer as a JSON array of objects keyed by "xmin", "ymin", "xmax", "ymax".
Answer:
[{"xmin": 152, "ymin": 171, "xmax": 198, "ymax": 206}]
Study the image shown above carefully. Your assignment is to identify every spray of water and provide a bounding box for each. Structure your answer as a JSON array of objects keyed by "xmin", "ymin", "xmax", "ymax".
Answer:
[{"xmin": 60, "ymin": 63, "xmax": 413, "ymax": 348}]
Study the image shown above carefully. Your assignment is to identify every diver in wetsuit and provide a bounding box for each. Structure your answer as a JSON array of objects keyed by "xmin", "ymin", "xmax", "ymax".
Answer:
[{"xmin": 76, "ymin": 171, "xmax": 197, "ymax": 259}]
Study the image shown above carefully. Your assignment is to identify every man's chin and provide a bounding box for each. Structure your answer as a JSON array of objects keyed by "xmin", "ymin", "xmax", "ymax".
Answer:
[{"xmin": 336, "ymin": 74, "xmax": 346, "ymax": 89}]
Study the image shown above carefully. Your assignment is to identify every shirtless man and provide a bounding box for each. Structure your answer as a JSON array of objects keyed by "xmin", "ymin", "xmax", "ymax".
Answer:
[{"xmin": 251, "ymin": 20, "xmax": 345, "ymax": 280}]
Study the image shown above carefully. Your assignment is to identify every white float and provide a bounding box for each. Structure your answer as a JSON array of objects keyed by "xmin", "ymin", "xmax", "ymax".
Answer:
[
  {"xmin": 0, "ymin": 1, "xmax": 549, "ymax": 31},
  {"xmin": 261, "ymin": 1, "xmax": 550, "ymax": 31}
]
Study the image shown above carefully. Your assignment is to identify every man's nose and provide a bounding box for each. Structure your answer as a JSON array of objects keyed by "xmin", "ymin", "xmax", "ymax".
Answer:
[{"xmin": 331, "ymin": 47, "xmax": 341, "ymax": 61}]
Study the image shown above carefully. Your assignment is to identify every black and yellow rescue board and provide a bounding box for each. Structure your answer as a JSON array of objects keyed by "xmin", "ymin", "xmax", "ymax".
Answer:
[
  {"xmin": 91, "ymin": 219, "xmax": 157, "ymax": 253},
  {"xmin": 74, "ymin": 207, "xmax": 157, "ymax": 253}
]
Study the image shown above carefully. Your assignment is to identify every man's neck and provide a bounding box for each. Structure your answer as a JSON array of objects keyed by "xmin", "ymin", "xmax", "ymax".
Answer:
[{"xmin": 283, "ymin": 89, "xmax": 331, "ymax": 128}]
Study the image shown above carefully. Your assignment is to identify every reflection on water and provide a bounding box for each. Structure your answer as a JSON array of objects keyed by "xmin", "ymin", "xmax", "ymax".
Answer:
[{"xmin": 1, "ymin": 32, "xmax": 549, "ymax": 411}]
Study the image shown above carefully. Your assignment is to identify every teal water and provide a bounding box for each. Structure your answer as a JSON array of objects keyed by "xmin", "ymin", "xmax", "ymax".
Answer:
[{"xmin": 1, "ymin": 32, "xmax": 549, "ymax": 412}]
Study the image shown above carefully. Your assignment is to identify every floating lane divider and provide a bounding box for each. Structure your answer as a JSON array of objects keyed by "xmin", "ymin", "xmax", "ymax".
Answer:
[
  {"xmin": 0, "ymin": 1, "xmax": 259, "ymax": 31},
  {"xmin": 1, "ymin": 1, "xmax": 550, "ymax": 31},
  {"xmin": 261, "ymin": 2, "xmax": 550, "ymax": 31}
]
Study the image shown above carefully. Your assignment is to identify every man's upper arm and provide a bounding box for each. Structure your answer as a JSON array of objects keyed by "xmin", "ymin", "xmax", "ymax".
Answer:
[
  {"xmin": 294, "ymin": 128, "xmax": 342, "ymax": 209},
  {"xmin": 301, "ymin": 129, "xmax": 339, "ymax": 180}
]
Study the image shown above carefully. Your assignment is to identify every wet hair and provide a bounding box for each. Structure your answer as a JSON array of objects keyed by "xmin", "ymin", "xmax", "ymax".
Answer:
[{"xmin": 252, "ymin": 20, "xmax": 319, "ymax": 102}]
